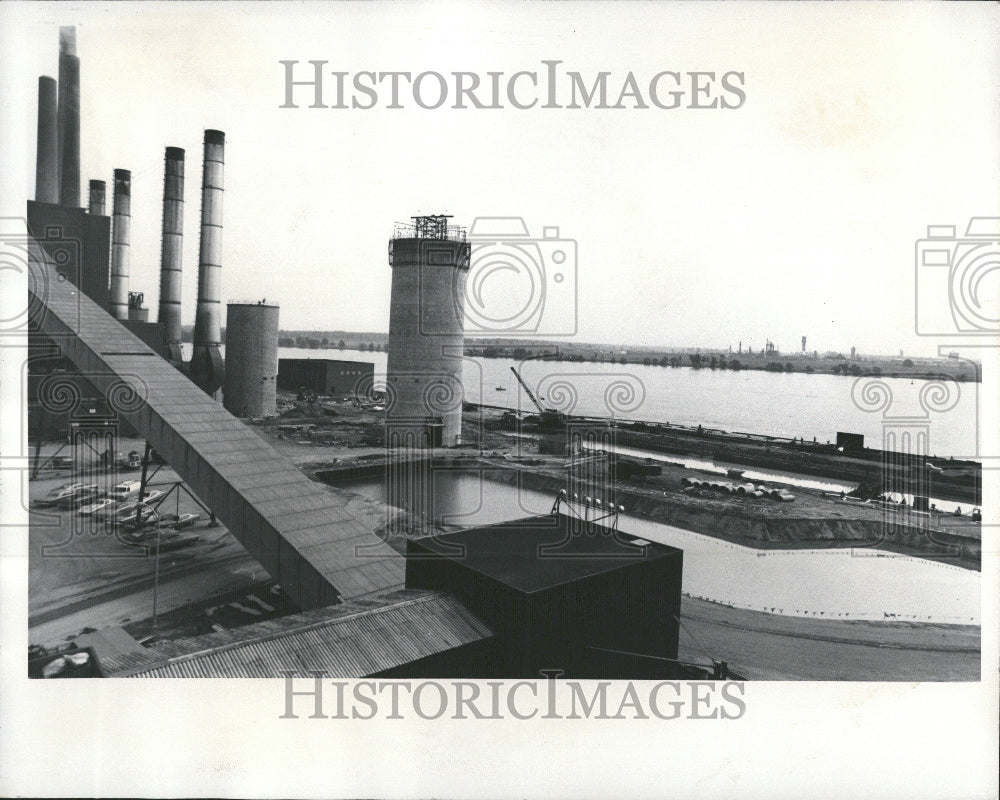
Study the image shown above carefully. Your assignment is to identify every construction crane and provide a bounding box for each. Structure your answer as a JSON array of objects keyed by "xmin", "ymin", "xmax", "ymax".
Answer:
[{"xmin": 509, "ymin": 366, "xmax": 566, "ymax": 430}]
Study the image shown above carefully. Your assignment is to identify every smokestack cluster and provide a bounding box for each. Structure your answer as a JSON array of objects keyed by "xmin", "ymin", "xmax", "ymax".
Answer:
[
  {"xmin": 35, "ymin": 26, "xmax": 82, "ymax": 207},
  {"xmin": 57, "ymin": 26, "xmax": 80, "ymax": 207},
  {"xmin": 109, "ymin": 169, "xmax": 131, "ymax": 321},
  {"xmin": 190, "ymin": 130, "xmax": 226, "ymax": 393},
  {"xmin": 31, "ymin": 27, "xmax": 231, "ymax": 396},
  {"xmin": 158, "ymin": 147, "xmax": 186, "ymax": 354}
]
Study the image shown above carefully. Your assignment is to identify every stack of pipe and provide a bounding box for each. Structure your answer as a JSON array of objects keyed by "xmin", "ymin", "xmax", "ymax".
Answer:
[
  {"xmin": 57, "ymin": 26, "xmax": 80, "ymax": 207},
  {"xmin": 190, "ymin": 130, "xmax": 226, "ymax": 394},
  {"xmin": 158, "ymin": 147, "xmax": 186, "ymax": 357},
  {"xmin": 109, "ymin": 169, "xmax": 131, "ymax": 321}
]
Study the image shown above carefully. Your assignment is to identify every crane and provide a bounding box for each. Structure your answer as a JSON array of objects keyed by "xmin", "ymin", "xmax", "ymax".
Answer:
[{"xmin": 509, "ymin": 366, "xmax": 566, "ymax": 430}]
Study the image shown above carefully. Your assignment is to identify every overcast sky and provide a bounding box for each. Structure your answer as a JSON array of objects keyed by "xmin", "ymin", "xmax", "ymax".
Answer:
[{"xmin": 5, "ymin": 1, "xmax": 999, "ymax": 356}]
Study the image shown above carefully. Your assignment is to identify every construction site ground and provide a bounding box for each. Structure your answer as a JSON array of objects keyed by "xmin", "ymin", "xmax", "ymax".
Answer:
[{"xmin": 23, "ymin": 393, "xmax": 982, "ymax": 680}]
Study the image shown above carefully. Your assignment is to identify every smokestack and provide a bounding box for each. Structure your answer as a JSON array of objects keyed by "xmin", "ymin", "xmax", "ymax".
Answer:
[
  {"xmin": 190, "ymin": 130, "xmax": 225, "ymax": 394},
  {"xmin": 158, "ymin": 147, "xmax": 185, "ymax": 355},
  {"xmin": 88, "ymin": 180, "xmax": 106, "ymax": 215},
  {"xmin": 35, "ymin": 76, "xmax": 58, "ymax": 203},
  {"xmin": 109, "ymin": 169, "xmax": 131, "ymax": 321},
  {"xmin": 57, "ymin": 26, "xmax": 81, "ymax": 207}
]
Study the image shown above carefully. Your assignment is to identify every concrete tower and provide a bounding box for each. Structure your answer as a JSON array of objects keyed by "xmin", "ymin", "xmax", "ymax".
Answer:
[
  {"xmin": 191, "ymin": 130, "xmax": 225, "ymax": 395},
  {"xmin": 385, "ymin": 215, "xmax": 470, "ymax": 448},
  {"xmin": 157, "ymin": 147, "xmax": 185, "ymax": 357},
  {"xmin": 223, "ymin": 302, "xmax": 279, "ymax": 418},
  {"xmin": 35, "ymin": 76, "xmax": 58, "ymax": 203},
  {"xmin": 109, "ymin": 169, "xmax": 131, "ymax": 321}
]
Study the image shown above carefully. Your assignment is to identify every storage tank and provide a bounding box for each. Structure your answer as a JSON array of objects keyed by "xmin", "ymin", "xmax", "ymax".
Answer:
[
  {"xmin": 386, "ymin": 215, "xmax": 469, "ymax": 447},
  {"xmin": 223, "ymin": 301, "xmax": 279, "ymax": 418}
]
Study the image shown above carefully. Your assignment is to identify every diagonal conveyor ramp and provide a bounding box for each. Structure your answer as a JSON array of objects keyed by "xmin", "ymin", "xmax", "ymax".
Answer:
[{"xmin": 29, "ymin": 246, "xmax": 404, "ymax": 609}]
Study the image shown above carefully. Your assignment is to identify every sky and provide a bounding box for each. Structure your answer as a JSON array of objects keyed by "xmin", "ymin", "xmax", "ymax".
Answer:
[{"xmin": 4, "ymin": 1, "xmax": 999, "ymax": 357}]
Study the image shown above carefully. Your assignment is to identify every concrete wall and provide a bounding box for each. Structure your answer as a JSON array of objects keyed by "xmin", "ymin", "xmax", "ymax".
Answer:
[
  {"xmin": 223, "ymin": 303, "xmax": 279, "ymax": 417},
  {"xmin": 386, "ymin": 237, "xmax": 470, "ymax": 447}
]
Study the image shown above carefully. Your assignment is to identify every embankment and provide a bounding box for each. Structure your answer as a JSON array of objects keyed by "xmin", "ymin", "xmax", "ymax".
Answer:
[{"xmin": 481, "ymin": 464, "xmax": 981, "ymax": 570}]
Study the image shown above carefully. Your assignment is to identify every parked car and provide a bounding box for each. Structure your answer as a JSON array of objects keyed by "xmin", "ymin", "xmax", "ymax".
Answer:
[
  {"xmin": 34, "ymin": 483, "xmax": 89, "ymax": 508},
  {"xmin": 107, "ymin": 500, "xmax": 152, "ymax": 524},
  {"xmin": 77, "ymin": 498, "xmax": 116, "ymax": 516},
  {"xmin": 112, "ymin": 505, "xmax": 156, "ymax": 529},
  {"xmin": 172, "ymin": 513, "xmax": 201, "ymax": 530},
  {"xmin": 55, "ymin": 485, "xmax": 102, "ymax": 509}
]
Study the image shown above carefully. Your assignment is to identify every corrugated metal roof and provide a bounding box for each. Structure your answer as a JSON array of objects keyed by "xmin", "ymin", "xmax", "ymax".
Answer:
[
  {"xmin": 100, "ymin": 590, "xmax": 492, "ymax": 678},
  {"xmin": 29, "ymin": 245, "xmax": 404, "ymax": 608}
]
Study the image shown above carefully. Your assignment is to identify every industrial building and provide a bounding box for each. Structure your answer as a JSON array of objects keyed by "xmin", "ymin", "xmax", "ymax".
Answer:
[
  {"xmin": 404, "ymin": 514, "xmax": 683, "ymax": 678},
  {"xmin": 25, "ymin": 25, "xmax": 695, "ymax": 682},
  {"xmin": 277, "ymin": 358, "xmax": 374, "ymax": 396},
  {"xmin": 93, "ymin": 513, "xmax": 684, "ymax": 679},
  {"xmin": 385, "ymin": 215, "xmax": 470, "ymax": 447}
]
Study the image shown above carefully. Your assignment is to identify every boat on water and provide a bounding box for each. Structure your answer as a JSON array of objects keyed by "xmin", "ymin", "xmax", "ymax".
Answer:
[{"xmin": 495, "ymin": 386, "xmax": 507, "ymax": 391}]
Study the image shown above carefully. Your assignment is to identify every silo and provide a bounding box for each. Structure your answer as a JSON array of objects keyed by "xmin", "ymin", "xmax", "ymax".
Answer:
[
  {"xmin": 223, "ymin": 302, "xmax": 279, "ymax": 418},
  {"xmin": 386, "ymin": 215, "xmax": 469, "ymax": 448}
]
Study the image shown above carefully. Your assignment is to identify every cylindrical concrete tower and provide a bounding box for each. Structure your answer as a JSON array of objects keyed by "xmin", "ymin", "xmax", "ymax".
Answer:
[
  {"xmin": 109, "ymin": 169, "xmax": 131, "ymax": 321},
  {"xmin": 87, "ymin": 180, "xmax": 106, "ymax": 215},
  {"xmin": 157, "ymin": 147, "xmax": 185, "ymax": 351},
  {"xmin": 223, "ymin": 302, "xmax": 279, "ymax": 418},
  {"xmin": 191, "ymin": 130, "xmax": 225, "ymax": 394},
  {"xmin": 57, "ymin": 26, "xmax": 80, "ymax": 207},
  {"xmin": 35, "ymin": 76, "xmax": 58, "ymax": 203},
  {"xmin": 385, "ymin": 215, "xmax": 469, "ymax": 448}
]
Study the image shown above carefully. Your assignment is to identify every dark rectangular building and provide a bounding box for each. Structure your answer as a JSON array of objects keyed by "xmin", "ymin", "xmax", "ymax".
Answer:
[
  {"xmin": 405, "ymin": 513, "xmax": 683, "ymax": 678},
  {"xmin": 28, "ymin": 200, "xmax": 110, "ymax": 311},
  {"xmin": 278, "ymin": 358, "xmax": 374, "ymax": 396}
]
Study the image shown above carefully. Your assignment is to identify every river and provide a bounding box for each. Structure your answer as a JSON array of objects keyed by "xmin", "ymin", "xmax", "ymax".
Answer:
[
  {"xmin": 274, "ymin": 347, "xmax": 978, "ymax": 458},
  {"xmin": 341, "ymin": 472, "xmax": 980, "ymax": 625}
]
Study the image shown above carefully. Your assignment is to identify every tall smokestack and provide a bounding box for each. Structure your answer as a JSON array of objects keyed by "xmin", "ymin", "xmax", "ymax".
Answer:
[
  {"xmin": 190, "ymin": 130, "xmax": 225, "ymax": 394},
  {"xmin": 57, "ymin": 26, "xmax": 80, "ymax": 207},
  {"xmin": 35, "ymin": 76, "xmax": 58, "ymax": 203},
  {"xmin": 109, "ymin": 169, "xmax": 131, "ymax": 321},
  {"xmin": 88, "ymin": 180, "xmax": 106, "ymax": 215},
  {"xmin": 158, "ymin": 147, "xmax": 185, "ymax": 356}
]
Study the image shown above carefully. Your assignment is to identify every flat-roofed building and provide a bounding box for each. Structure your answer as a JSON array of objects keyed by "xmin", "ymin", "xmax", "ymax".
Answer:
[{"xmin": 278, "ymin": 358, "xmax": 374, "ymax": 397}]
